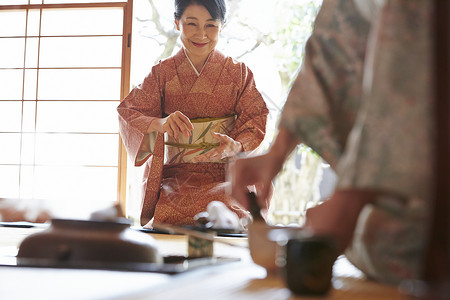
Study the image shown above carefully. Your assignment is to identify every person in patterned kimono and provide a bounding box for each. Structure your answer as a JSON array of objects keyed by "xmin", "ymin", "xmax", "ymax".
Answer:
[
  {"xmin": 118, "ymin": 0, "xmax": 268, "ymax": 227},
  {"xmin": 230, "ymin": 0, "xmax": 434, "ymax": 285}
]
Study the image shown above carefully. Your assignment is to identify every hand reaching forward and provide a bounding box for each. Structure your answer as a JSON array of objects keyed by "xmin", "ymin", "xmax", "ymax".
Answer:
[
  {"xmin": 228, "ymin": 152, "xmax": 282, "ymax": 210},
  {"xmin": 192, "ymin": 132, "xmax": 243, "ymax": 163}
]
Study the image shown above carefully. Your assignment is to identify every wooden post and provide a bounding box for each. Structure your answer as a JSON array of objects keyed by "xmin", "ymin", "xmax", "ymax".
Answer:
[{"xmin": 421, "ymin": 0, "xmax": 450, "ymax": 298}]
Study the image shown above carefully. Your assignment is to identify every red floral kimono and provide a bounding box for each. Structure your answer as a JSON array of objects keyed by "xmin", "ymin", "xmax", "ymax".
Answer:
[{"xmin": 118, "ymin": 49, "xmax": 268, "ymax": 226}]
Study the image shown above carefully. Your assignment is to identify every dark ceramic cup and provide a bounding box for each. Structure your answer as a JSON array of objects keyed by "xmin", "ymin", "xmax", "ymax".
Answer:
[{"xmin": 283, "ymin": 236, "xmax": 337, "ymax": 296}]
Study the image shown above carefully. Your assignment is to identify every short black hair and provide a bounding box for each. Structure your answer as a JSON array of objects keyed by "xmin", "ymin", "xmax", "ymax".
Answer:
[{"xmin": 174, "ymin": 0, "xmax": 227, "ymax": 23}]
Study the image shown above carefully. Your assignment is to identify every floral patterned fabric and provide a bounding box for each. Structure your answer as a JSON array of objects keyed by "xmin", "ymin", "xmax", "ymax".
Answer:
[
  {"xmin": 279, "ymin": 0, "xmax": 371, "ymax": 169},
  {"xmin": 337, "ymin": 0, "xmax": 434, "ymax": 201},
  {"xmin": 339, "ymin": 0, "xmax": 434, "ymax": 284},
  {"xmin": 118, "ymin": 48, "xmax": 268, "ymax": 226},
  {"xmin": 279, "ymin": 0, "xmax": 435, "ymax": 284}
]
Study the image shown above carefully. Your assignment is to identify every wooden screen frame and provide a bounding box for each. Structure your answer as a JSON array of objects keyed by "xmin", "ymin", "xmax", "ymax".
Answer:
[{"xmin": 0, "ymin": 1, "xmax": 133, "ymax": 212}]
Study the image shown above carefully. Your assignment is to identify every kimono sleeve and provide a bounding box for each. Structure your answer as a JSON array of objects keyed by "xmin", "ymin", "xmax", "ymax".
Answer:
[
  {"xmin": 117, "ymin": 65, "xmax": 163, "ymax": 166},
  {"xmin": 231, "ymin": 64, "xmax": 269, "ymax": 152},
  {"xmin": 337, "ymin": 0, "xmax": 434, "ymax": 202},
  {"xmin": 278, "ymin": 0, "xmax": 371, "ymax": 168}
]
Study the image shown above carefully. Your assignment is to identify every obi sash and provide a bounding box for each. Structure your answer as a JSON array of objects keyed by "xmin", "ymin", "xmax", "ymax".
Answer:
[{"xmin": 165, "ymin": 115, "xmax": 236, "ymax": 164}]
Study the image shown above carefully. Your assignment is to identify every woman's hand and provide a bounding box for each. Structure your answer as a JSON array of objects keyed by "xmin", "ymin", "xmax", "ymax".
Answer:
[
  {"xmin": 228, "ymin": 128, "xmax": 300, "ymax": 209},
  {"xmin": 192, "ymin": 132, "xmax": 242, "ymax": 163},
  {"xmin": 148, "ymin": 111, "xmax": 193, "ymax": 139},
  {"xmin": 303, "ymin": 190, "xmax": 376, "ymax": 253},
  {"xmin": 228, "ymin": 151, "xmax": 283, "ymax": 210}
]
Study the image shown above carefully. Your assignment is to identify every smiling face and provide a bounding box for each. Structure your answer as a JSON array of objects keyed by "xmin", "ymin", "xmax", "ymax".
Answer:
[{"xmin": 175, "ymin": 3, "xmax": 223, "ymax": 63}]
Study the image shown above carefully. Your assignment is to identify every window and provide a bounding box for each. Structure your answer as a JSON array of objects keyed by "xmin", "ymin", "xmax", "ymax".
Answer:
[{"xmin": 0, "ymin": 0, "xmax": 132, "ymax": 218}]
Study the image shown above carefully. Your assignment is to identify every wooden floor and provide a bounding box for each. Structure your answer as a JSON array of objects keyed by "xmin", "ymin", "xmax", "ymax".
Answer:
[{"xmin": 0, "ymin": 226, "xmax": 410, "ymax": 300}]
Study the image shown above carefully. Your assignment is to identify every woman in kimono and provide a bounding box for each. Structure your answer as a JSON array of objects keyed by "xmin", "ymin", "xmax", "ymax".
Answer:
[{"xmin": 118, "ymin": 0, "xmax": 268, "ymax": 227}]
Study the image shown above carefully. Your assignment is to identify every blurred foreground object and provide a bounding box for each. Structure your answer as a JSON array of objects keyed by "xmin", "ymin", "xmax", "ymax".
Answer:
[
  {"xmin": 194, "ymin": 201, "xmax": 244, "ymax": 231},
  {"xmin": 17, "ymin": 218, "xmax": 162, "ymax": 265},
  {"xmin": 246, "ymin": 192, "xmax": 303, "ymax": 279},
  {"xmin": 247, "ymin": 191, "xmax": 335, "ymax": 296},
  {"xmin": 0, "ymin": 198, "xmax": 52, "ymax": 223},
  {"xmin": 89, "ymin": 203, "xmax": 126, "ymax": 222},
  {"xmin": 417, "ymin": 0, "xmax": 450, "ymax": 298},
  {"xmin": 284, "ymin": 236, "xmax": 336, "ymax": 296}
]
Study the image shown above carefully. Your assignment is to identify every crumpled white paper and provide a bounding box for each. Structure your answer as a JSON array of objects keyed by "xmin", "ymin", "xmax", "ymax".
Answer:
[{"xmin": 206, "ymin": 201, "xmax": 242, "ymax": 230}]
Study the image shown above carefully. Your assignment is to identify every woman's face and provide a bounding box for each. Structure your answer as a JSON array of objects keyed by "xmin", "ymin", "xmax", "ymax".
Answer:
[{"xmin": 175, "ymin": 3, "xmax": 222, "ymax": 61}]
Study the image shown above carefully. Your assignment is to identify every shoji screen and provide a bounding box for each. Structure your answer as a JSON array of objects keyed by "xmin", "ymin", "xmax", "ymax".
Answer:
[{"xmin": 0, "ymin": 0, "xmax": 132, "ymax": 216}]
